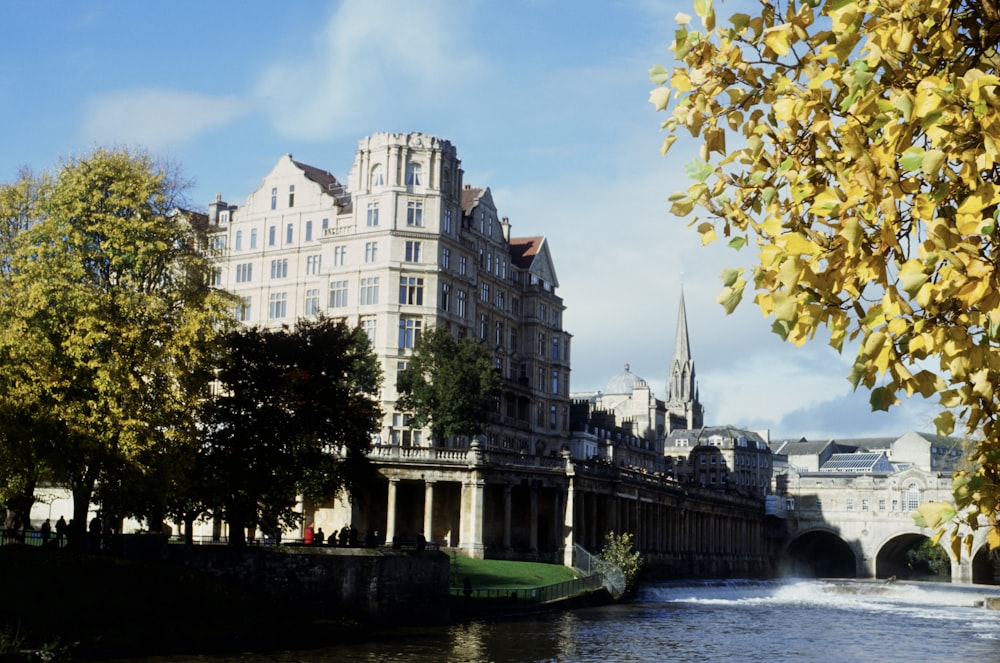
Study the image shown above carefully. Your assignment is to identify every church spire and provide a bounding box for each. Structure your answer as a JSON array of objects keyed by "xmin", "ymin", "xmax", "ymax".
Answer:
[
  {"xmin": 666, "ymin": 288, "xmax": 703, "ymax": 431},
  {"xmin": 674, "ymin": 288, "xmax": 691, "ymax": 364}
]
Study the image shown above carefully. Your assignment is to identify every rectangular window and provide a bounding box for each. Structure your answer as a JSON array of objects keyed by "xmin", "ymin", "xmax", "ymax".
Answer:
[
  {"xmin": 398, "ymin": 317, "xmax": 422, "ymax": 350},
  {"xmin": 405, "ymin": 241, "xmax": 421, "ymax": 262},
  {"xmin": 361, "ymin": 316, "xmax": 376, "ymax": 343},
  {"xmin": 305, "ymin": 288, "xmax": 319, "ymax": 315},
  {"xmin": 480, "ymin": 282, "xmax": 489, "ymax": 302},
  {"xmin": 538, "ymin": 332, "xmax": 546, "ymax": 356},
  {"xmin": 268, "ymin": 292, "xmax": 287, "ymax": 319},
  {"xmin": 235, "ymin": 230, "xmax": 242, "ymax": 251},
  {"xmin": 286, "ymin": 223, "xmax": 293, "ymax": 244},
  {"xmin": 879, "ymin": 499, "xmax": 886, "ymax": 512},
  {"xmin": 360, "ymin": 277, "xmax": 379, "ymax": 305},
  {"xmin": 846, "ymin": 499, "xmax": 854, "ymax": 511},
  {"xmin": 305, "ymin": 220, "xmax": 313, "ymax": 241},
  {"xmin": 329, "ymin": 280, "xmax": 348, "ymax": 308},
  {"xmin": 479, "ymin": 314, "xmax": 488, "ymax": 341},
  {"xmin": 209, "ymin": 235, "xmax": 226, "ymax": 252},
  {"xmin": 457, "ymin": 290, "xmax": 467, "ymax": 318},
  {"xmin": 552, "ymin": 337, "xmax": 560, "ymax": 360},
  {"xmin": 862, "ymin": 499, "xmax": 869, "ymax": 512},
  {"xmin": 509, "ymin": 326, "xmax": 518, "ymax": 352},
  {"xmin": 399, "ymin": 276, "xmax": 424, "ymax": 305},
  {"xmin": 440, "ymin": 283, "xmax": 451, "ymax": 311},
  {"xmin": 333, "ymin": 245, "xmax": 346, "ymax": 266},
  {"xmin": 459, "ymin": 255, "xmax": 468, "ymax": 275},
  {"xmin": 443, "ymin": 208, "xmax": 452, "ymax": 234},
  {"xmin": 250, "ymin": 228, "xmax": 258, "ymax": 249},
  {"xmin": 496, "ymin": 291, "xmax": 505, "ymax": 310},
  {"xmin": 268, "ymin": 225, "xmax": 276, "ymax": 246},
  {"xmin": 209, "ymin": 267, "xmax": 222, "ymax": 287},
  {"xmin": 306, "ymin": 254, "xmax": 322, "ymax": 275},
  {"xmin": 270, "ymin": 187, "xmax": 277, "ymax": 210},
  {"xmin": 495, "ymin": 321, "xmax": 503, "ymax": 346},
  {"xmin": 367, "ymin": 202, "xmax": 379, "ymax": 227},
  {"xmin": 407, "ymin": 201, "xmax": 423, "ymax": 226},
  {"xmin": 270, "ymin": 259, "xmax": 288, "ymax": 279},
  {"xmin": 550, "ymin": 405, "xmax": 557, "ymax": 428},
  {"xmin": 442, "ymin": 247, "xmax": 450, "ymax": 269},
  {"xmin": 322, "ymin": 218, "xmax": 329, "ymax": 233},
  {"xmin": 288, "ymin": 184, "xmax": 295, "ymax": 207},
  {"xmin": 365, "ymin": 241, "xmax": 378, "ymax": 263},
  {"xmin": 552, "ymin": 370, "xmax": 559, "ymax": 395},
  {"xmin": 236, "ymin": 263, "xmax": 253, "ymax": 283},
  {"xmin": 235, "ymin": 296, "xmax": 251, "ymax": 321}
]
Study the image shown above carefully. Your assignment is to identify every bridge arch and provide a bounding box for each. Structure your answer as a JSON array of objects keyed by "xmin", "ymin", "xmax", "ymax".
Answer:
[
  {"xmin": 783, "ymin": 529, "xmax": 857, "ymax": 578},
  {"xmin": 873, "ymin": 532, "xmax": 948, "ymax": 580},
  {"xmin": 972, "ymin": 542, "xmax": 1000, "ymax": 585}
]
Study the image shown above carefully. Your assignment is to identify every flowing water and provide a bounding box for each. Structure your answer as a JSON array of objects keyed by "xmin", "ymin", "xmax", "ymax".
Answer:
[{"xmin": 121, "ymin": 580, "xmax": 1000, "ymax": 662}]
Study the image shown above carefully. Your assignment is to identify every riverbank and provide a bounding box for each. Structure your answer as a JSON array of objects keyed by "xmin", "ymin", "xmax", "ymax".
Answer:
[
  {"xmin": 0, "ymin": 546, "xmax": 604, "ymax": 660},
  {"xmin": 0, "ymin": 546, "xmax": 370, "ymax": 659}
]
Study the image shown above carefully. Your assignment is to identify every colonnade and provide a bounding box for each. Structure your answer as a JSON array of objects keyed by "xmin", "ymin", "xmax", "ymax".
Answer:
[{"xmin": 318, "ymin": 450, "xmax": 772, "ymax": 574}]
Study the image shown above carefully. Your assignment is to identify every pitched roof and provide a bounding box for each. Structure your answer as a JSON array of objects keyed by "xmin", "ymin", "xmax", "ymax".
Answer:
[
  {"xmin": 290, "ymin": 158, "xmax": 349, "ymax": 205},
  {"xmin": 461, "ymin": 186, "xmax": 485, "ymax": 214},
  {"xmin": 509, "ymin": 236, "xmax": 544, "ymax": 268},
  {"xmin": 821, "ymin": 452, "xmax": 893, "ymax": 472}
]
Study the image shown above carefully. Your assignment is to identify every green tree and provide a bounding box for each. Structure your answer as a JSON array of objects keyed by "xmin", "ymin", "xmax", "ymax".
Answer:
[
  {"xmin": 201, "ymin": 317, "xmax": 382, "ymax": 546},
  {"xmin": 0, "ymin": 148, "xmax": 233, "ymax": 546},
  {"xmin": 597, "ymin": 532, "xmax": 643, "ymax": 598},
  {"xmin": 396, "ymin": 327, "xmax": 502, "ymax": 446},
  {"xmin": 651, "ymin": 0, "xmax": 1000, "ymax": 555}
]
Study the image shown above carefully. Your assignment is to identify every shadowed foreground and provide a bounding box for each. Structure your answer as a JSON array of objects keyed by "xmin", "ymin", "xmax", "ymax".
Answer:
[{"xmin": 0, "ymin": 546, "xmax": 367, "ymax": 659}]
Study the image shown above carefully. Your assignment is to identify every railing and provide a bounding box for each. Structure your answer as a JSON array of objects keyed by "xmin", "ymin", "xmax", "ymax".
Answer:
[
  {"xmin": 570, "ymin": 543, "xmax": 625, "ymax": 599},
  {"xmin": 0, "ymin": 529, "xmax": 67, "ymax": 548}
]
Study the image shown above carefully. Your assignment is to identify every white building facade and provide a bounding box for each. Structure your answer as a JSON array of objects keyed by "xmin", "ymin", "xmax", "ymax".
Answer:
[{"xmin": 204, "ymin": 132, "xmax": 572, "ymax": 455}]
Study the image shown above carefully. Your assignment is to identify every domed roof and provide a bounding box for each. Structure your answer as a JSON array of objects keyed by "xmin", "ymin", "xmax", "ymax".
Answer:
[{"xmin": 604, "ymin": 363, "xmax": 647, "ymax": 395}]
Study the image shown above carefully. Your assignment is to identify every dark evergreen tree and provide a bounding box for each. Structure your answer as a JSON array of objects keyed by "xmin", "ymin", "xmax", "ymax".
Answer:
[
  {"xmin": 396, "ymin": 327, "xmax": 501, "ymax": 446},
  {"xmin": 201, "ymin": 317, "xmax": 382, "ymax": 546}
]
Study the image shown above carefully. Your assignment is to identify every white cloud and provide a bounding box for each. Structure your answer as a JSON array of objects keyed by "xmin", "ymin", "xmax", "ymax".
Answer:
[
  {"xmin": 254, "ymin": 0, "xmax": 479, "ymax": 140},
  {"xmin": 80, "ymin": 88, "xmax": 250, "ymax": 150}
]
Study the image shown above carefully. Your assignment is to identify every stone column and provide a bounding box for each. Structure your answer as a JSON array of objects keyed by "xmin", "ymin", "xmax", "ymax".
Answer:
[
  {"xmin": 423, "ymin": 480, "xmax": 435, "ymax": 542},
  {"xmin": 529, "ymin": 484, "xmax": 539, "ymax": 552},
  {"xmin": 562, "ymin": 477, "xmax": 576, "ymax": 567},
  {"xmin": 460, "ymin": 476, "xmax": 485, "ymax": 559},
  {"xmin": 386, "ymin": 477, "xmax": 399, "ymax": 545},
  {"xmin": 503, "ymin": 484, "xmax": 512, "ymax": 550}
]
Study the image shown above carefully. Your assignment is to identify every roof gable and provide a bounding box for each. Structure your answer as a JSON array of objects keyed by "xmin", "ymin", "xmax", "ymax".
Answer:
[{"xmin": 510, "ymin": 236, "xmax": 559, "ymax": 288}]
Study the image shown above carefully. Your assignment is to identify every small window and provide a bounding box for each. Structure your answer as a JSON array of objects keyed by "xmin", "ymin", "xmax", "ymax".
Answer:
[
  {"xmin": 270, "ymin": 187, "xmax": 277, "ymax": 210},
  {"xmin": 288, "ymin": 184, "xmax": 295, "ymax": 207}
]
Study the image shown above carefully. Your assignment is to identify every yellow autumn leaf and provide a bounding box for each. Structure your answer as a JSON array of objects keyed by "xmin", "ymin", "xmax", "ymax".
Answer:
[{"xmin": 763, "ymin": 25, "xmax": 791, "ymax": 56}]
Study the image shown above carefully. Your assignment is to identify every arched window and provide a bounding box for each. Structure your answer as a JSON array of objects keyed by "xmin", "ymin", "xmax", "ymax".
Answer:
[
  {"xmin": 406, "ymin": 162, "xmax": 422, "ymax": 186},
  {"xmin": 370, "ymin": 163, "xmax": 384, "ymax": 188},
  {"xmin": 906, "ymin": 483, "xmax": 920, "ymax": 511}
]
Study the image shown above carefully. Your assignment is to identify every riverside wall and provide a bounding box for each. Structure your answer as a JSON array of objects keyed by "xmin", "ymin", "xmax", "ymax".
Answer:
[{"xmin": 160, "ymin": 544, "xmax": 451, "ymax": 626}]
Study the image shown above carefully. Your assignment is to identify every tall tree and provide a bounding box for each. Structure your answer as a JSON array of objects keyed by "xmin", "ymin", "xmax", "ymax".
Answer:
[
  {"xmin": 396, "ymin": 327, "xmax": 501, "ymax": 446},
  {"xmin": 651, "ymin": 0, "xmax": 1000, "ymax": 554},
  {"xmin": 0, "ymin": 168, "xmax": 52, "ymax": 537},
  {"xmin": 201, "ymin": 317, "xmax": 382, "ymax": 546},
  {"xmin": 0, "ymin": 148, "xmax": 233, "ymax": 547}
]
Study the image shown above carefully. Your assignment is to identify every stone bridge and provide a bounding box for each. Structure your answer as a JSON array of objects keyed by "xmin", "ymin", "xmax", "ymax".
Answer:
[{"xmin": 781, "ymin": 465, "xmax": 996, "ymax": 583}]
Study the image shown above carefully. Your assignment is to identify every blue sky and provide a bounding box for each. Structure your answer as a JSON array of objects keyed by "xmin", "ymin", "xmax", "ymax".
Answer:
[{"xmin": 0, "ymin": 0, "xmax": 939, "ymax": 440}]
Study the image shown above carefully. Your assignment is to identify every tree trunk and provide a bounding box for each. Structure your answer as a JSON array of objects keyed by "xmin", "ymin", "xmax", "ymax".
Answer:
[{"xmin": 70, "ymin": 469, "xmax": 97, "ymax": 553}]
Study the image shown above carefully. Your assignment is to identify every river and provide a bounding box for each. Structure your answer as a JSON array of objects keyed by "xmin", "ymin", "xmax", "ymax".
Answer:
[{"xmin": 121, "ymin": 580, "xmax": 1000, "ymax": 662}]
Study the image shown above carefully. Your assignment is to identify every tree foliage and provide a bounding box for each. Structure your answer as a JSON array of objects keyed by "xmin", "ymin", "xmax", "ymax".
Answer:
[
  {"xmin": 0, "ymin": 148, "xmax": 233, "ymax": 543},
  {"xmin": 651, "ymin": 0, "xmax": 1000, "ymax": 554},
  {"xmin": 200, "ymin": 317, "xmax": 382, "ymax": 545},
  {"xmin": 396, "ymin": 327, "xmax": 502, "ymax": 446},
  {"xmin": 597, "ymin": 531, "xmax": 643, "ymax": 598}
]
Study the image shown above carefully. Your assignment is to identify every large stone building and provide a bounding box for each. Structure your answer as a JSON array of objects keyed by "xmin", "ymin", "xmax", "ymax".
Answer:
[
  {"xmin": 569, "ymin": 292, "xmax": 704, "ymax": 457},
  {"xmin": 203, "ymin": 132, "xmax": 571, "ymax": 455}
]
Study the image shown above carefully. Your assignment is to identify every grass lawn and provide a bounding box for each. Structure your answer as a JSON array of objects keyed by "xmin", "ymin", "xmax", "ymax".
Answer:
[{"xmin": 449, "ymin": 555, "xmax": 580, "ymax": 590}]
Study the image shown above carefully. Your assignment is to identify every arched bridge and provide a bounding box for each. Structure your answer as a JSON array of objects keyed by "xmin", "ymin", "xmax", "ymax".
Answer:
[{"xmin": 782, "ymin": 466, "xmax": 996, "ymax": 583}]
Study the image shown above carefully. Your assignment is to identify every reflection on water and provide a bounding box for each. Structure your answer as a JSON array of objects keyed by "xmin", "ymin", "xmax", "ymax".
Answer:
[{"xmin": 115, "ymin": 580, "xmax": 1000, "ymax": 663}]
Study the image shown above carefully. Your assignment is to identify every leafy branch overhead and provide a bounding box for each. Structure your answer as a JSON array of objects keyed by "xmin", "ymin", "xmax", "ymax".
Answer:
[{"xmin": 651, "ymin": 0, "xmax": 1000, "ymax": 551}]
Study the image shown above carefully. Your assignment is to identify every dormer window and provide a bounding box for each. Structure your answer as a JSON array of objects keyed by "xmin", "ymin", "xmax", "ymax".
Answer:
[{"xmin": 405, "ymin": 162, "xmax": 422, "ymax": 186}]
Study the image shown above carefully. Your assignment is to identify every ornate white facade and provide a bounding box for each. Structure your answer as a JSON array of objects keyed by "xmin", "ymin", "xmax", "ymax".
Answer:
[{"xmin": 203, "ymin": 132, "xmax": 572, "ymax": 454}]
